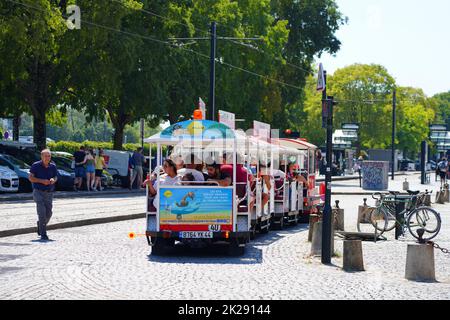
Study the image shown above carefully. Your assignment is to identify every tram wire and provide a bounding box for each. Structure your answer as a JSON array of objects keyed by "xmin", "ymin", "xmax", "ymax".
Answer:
[{"xmin": 6, "ymin": 0, "xmax": 304, "ymax": 91}]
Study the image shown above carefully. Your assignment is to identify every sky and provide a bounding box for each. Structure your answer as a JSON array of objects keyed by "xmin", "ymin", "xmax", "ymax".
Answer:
[{"xmin": 319, "ymin": 0, "xmax": 450, "ymax": 97}]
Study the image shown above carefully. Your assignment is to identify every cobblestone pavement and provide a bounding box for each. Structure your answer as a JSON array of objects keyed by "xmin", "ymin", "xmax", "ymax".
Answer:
[
  {"xmin": 0, "ymin": 194, "xmax": 449, "ymax": 300},
  {"xmin": 0, "ymin": 193, "xmax": 145, "ymax": 231}
]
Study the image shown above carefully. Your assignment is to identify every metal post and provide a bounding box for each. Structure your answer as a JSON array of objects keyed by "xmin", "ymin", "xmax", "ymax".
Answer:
[
  {"xmin": 209, "ymin": 21, "xmax": 217, "ymax": 121},
  {"xmin": 394, "ymin": 195, "xmax": 402, "ymax": 240},
  {"xmin": 322, "ymin": 94, "xmax": 334, "ymax": 264},
  {"xmin": 140, "ymin": 118, "xmax": 145, "ymax": 149},
  {"xmin": 421, "ymin": 141, "xmax": 427, "ymax": 184},
  {"xmin": 391, "ymin": 89, "xmax": 396, "ymax": 180}
]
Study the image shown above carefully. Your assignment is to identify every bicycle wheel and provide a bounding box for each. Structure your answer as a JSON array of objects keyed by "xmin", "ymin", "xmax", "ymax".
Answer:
[
  {"xmin": 369, "ymin": 206, "xmax": 389, "ymax": 232},
  {"xmin": 407, "ymin": 207, "xmax": 442, "ymax": 241}
]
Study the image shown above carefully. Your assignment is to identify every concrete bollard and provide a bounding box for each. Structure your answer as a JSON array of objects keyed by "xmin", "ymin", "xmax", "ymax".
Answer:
[
  {"xmin": 308, "ymin": 214, "xmax": 320, "ymax": 242},
  {"xmin": 405, "ymin": 244, "xmax": 436, "ymax": 282},
  {"xmin": 343, "ymin": 240, "xmax": 364, "ymax": 272},
  {"xmin": 436, "ymin": 191, "xmax": 445, "ymax": 204},
  {"xmin": 424, "ymin": 191, "xmax": 432, "ymax": 206},
  {"xmin": 310, "ymin": 221, "xmax": 322, "ymax": 256},
  {"xmin": 443, "ymin": 188, "xmax": 450, "ymax": 203},
  {"xmin": 333, "ymin": 200, "xmax": 345, "ymax": 231}
]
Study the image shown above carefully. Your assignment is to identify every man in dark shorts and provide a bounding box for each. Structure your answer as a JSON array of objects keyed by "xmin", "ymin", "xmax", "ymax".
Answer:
[
  {"xmin": 73, "ymin": 146, "xmax": 86, "ymax": 191},
  {"xmin": 28, "ymin": 149, "xmax": 58, "ymax": 241}
]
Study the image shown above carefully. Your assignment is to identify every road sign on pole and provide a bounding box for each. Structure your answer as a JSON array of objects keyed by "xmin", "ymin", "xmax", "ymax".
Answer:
[
  {"xmin": 317, "ymin": 63, "xmax": 326, "ymax": 92},
  {"xmin": 199, "ymin": 97, "xmax": 206, "ymax": 120}
]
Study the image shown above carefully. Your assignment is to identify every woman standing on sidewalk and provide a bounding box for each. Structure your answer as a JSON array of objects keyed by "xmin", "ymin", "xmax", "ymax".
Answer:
[
  {"xmin": 85, "ymin": 149, "xmax": 96, "ymax": 191},
  {"xmin": 94, "ymin": 149, "xmax": 107, "ymax": 191}
]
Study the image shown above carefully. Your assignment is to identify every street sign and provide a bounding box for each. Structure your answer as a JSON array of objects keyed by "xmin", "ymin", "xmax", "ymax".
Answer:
[
  {"xmin": 253, "ymin": 120, "xmax": 271, "ymax": 142},
  {"xmin": 317, "ymin": 63, "xmax": 326, "ymax": 92},
  {"xmin": 199, "ymin": 97, "xmax": 206, "ymax": 120},
  {"xmin": 218, "ymin": 110, "xmax": 235, "ymax": 129}
]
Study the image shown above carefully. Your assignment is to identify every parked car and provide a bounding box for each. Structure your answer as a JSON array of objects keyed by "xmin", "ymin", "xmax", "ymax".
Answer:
[
  {"xmin": 399, "ymin": 159, "xmax": 416, "ymax": 171},
  {"xmin": 0, "ymin": 154, "xmax": 74, "ymax": 192},
  {"xmin": 51, "ymin": 152, "xmax": 113, "ymax": 189},
  {"xmin": 0, "ymin": 154, "xmax": 32, "ymax": 192},
  {"xmin": 0, "ymin": 165, "xmax": 19, "ymax": 193}
]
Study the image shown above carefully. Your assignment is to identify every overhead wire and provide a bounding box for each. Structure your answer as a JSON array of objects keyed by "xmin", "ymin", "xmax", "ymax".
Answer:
[{"xmin": 5, "ymin": 0, "xmax": 303, "ymax": 91}]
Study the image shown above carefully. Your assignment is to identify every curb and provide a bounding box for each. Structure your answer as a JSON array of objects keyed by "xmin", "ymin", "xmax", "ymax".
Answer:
[
  {"xmin": 0, "ymin": 213, "xmax": 146, "ymax": 238},
  {"xmin": 0, "ymin": 189, "xmax": 146, "ymax": 202}
]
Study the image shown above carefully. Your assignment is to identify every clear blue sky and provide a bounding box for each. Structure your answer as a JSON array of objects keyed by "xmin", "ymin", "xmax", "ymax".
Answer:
[{"xmin": 318, "ymin": 0, "xmax": 450, "ymax": 97}]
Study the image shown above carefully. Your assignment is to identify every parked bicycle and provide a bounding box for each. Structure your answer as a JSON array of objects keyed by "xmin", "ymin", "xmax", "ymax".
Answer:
[{"xmin": 370, "ymin": 190, "xmax": 441, "ymax": 241}]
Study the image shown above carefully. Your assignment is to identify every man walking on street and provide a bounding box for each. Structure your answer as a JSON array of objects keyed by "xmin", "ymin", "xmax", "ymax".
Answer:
[
  {"xmin": 29, "ymin": 149, "xmax": 58, "ymax": 241},
  {"xmin": 129, "ymin": 147, "xmax": 145, "ymax": 189}
]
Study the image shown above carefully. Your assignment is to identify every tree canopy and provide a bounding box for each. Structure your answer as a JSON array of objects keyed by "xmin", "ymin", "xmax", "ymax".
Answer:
[{"xmin": 0, "ymin": 0, "xmax": 346, "ymax": 150}]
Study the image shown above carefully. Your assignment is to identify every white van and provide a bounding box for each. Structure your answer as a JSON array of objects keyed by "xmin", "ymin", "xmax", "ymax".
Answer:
[
  {"xmin": 0, "ymin": 165, "xmax": 19, "ymax": 192},
  {"xmin": 102, "ymin": 149, "xmax": 132, "ymax": 187}
]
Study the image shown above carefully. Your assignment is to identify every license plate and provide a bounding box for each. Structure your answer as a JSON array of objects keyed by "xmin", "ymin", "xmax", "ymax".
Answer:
[{"xmin": 179, "ymin": 231, "xmax": 213, "ymax": 239}]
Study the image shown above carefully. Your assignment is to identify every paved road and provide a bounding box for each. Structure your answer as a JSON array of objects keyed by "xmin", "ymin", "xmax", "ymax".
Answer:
[{"xmin": 1, "ymin": 194, "xmax": 449, "ymax": 300}]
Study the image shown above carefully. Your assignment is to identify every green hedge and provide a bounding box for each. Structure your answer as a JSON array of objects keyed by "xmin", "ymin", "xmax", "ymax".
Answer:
[{"xmin": 47, "ymin": 140, "xmax": 157, "ymax": 155}]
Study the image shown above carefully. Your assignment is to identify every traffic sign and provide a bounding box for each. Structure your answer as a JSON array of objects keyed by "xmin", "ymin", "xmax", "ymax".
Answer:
[{"xmin": 317, "ymin": 63, "xmax": 325, "ymax": 92}]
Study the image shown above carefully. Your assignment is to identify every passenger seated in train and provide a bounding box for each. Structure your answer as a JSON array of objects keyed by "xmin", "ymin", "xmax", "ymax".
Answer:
[
  {"xmin": 205, "ymin": 162, "xmax": 232, "ymax": 187},
  {"xmin": 287, "ymin": 161, "xmax": 309, "ymax": 188},
  {"xmin": 176, "ymin": 154, "xmax": 205, "ymax": 182},
  {"xmin": 144, "ymin": 159, "xmax": 181, "ymax": 196},
  {"xmin": 181, "ymin": 172, "xmax": 195, "ymax": 185}
]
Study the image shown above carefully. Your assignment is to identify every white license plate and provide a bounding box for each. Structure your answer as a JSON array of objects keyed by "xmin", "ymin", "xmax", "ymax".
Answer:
[{"xmin": 179, "ymin": 231, "xmax": 213, "ymax": 239}]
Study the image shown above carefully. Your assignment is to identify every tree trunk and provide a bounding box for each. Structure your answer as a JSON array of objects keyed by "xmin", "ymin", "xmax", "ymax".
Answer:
[
  {"xmin": 13, "ymin": 115, "xmax": 20, "ymax": 141},
  {"xmin": 112, "ymin": 122, "xmax": 125, "ymax": 150},
  {"xmin": 33, "ymin": 109, "xmax": 47, "ymax": 151}
]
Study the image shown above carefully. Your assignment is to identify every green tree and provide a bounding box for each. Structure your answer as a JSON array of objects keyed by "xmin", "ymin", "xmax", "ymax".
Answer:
[
  {"xmin": 327, "ymin": 64, "xmax": 396, "ymax": 150},
  {"xmin": 0, "ymin": 0, "xmax": 80, "ymax": 150},
  {"xmin": 432, "ymin": 91, "xmax": 450, "ymax": 127},
  {"xmin": 396, "ymin": 87, "xmax": 435, "ymax": 157}
]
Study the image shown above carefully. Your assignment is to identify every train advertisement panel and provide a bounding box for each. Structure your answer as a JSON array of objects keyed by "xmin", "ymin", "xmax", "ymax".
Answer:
[{"xmin": 159, "ymin": 187, "xmax": 233, "ymax": 231}]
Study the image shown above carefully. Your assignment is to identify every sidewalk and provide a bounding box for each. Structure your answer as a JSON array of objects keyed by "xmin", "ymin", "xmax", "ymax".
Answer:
[
  {"xmin": 330, "ymin": 172, "xmax": 441, "ymax": 195},
  {"xmin": 0, "ymin": 187, "xmax": 145, "ymax": 202}
]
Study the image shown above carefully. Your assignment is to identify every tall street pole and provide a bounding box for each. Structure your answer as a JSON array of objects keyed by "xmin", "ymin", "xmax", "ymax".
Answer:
[
  {"xmin": 391, "ymin": 89, "xmax": 396, "ymax": 180},
  {"xmin": 209, "ymin": 21, "xmax": 217, "ymax": 121},
  {"xmin": 321, "ymin": 69, "xmax": 334, "ymax": 264}
]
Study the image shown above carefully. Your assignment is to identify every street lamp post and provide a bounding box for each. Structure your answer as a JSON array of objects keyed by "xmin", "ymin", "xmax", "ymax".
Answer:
[
  {"xmin": 391, "ymin": 89, "xmax": 396, "ymax": 180},
  {"xmin": 209, "ymin": 22, "xmax": 217, "ymax": 121}
]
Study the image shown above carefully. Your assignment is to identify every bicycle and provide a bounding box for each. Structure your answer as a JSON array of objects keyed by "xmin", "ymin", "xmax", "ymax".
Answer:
[{"xmin": 369, "ymin": 190, "xmax": 441, "ymax": 241}]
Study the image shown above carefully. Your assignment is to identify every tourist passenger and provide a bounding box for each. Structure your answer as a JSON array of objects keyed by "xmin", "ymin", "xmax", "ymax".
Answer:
[
  {"xmin": 206, "ymin": 162, "xmax": 231, "ymax": 187},
  {"xmin": 177, "ymin": 154, "xmax": 205, "ymax": 181},
  {"xmin": 145, "ymin": 159, "xmax": 181, "ymax": 196}
]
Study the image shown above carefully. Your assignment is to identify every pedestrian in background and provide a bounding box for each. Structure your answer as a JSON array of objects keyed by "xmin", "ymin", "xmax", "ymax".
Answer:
[
  {"xmin": 28, "ymin": 149, "xmax": 58, "ymax": 241},
  {"xmin": 85, "ymin": 149, "xmax": 96, "ymax": 191},
  {"xmin": 437, "ymin": 157, "xmax": 448, "ymax": 188},
  {"xmin": 73, "ymin": 146, "xmax": 86, "ymax": 191},
  {"xmin": 94, "ymin": 148, "xmax": 107, "ymax": 191},
  {"xmin": 129, "ymin": 147, "xmax": 145, "ymax": 189}
]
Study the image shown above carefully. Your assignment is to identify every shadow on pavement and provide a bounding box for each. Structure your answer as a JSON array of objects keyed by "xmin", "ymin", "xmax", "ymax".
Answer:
[
  {"xmin": 0, "ymin": 254, "xmax": 28, "ymax": 262},
  {"xmin": 147, "ymin": 223, "xmax": 309, "ymax": 265}
]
